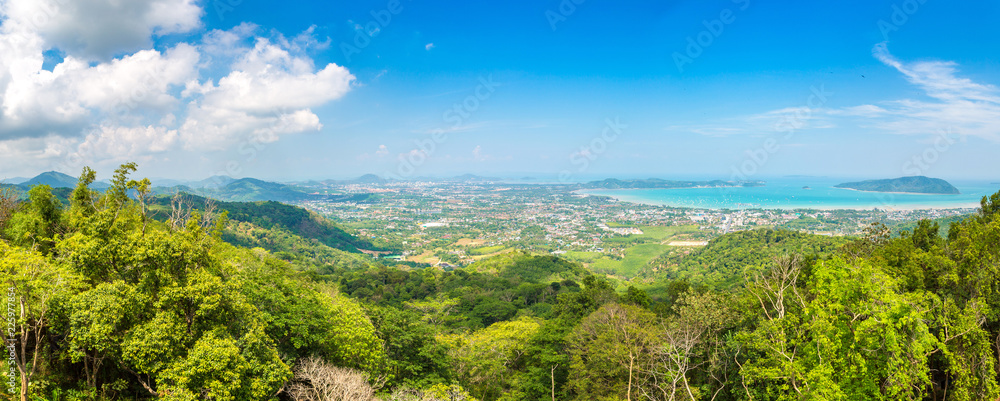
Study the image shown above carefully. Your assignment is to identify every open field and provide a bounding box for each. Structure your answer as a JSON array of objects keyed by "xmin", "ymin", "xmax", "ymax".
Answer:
[
  {"xmin": 469, "ymin": 245, "xmax": 507, "ymax": 255},
  {"xmin": 563, "ymin": 224, "xmax": 701, "ymax": 278},
  {"xmin": 668, "ymin": 241, "xmax": 709, "ymax": 246},
  {"xmin": 455, "ymin": 238, "xmax": 486, "ymax": 246}
]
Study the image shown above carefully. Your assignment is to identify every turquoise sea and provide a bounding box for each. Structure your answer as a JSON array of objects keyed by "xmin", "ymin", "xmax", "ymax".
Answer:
[{"xmin": 579, "ymin": 178, "xmax": 999, "ymax": 210}]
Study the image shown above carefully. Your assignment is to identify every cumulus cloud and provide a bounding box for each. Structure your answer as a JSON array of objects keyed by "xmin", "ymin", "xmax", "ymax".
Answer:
[
  {"xmin": 75, "ymin": 125, "xmax": 179, "ymax": 160},
  {"xmin": 179, "ymin": 36, "xmax": 355, "ymax": 149},
  {"xmin": 0, "ymin": 44, "xmax": 200, "ymax": 139},
  {"xmin": 1, "ymin": 0, "xmax": 202, "ymax": 61},
  {"xmin": 0, "ymin": 1, "xmax": 355, "ymax": 173}
]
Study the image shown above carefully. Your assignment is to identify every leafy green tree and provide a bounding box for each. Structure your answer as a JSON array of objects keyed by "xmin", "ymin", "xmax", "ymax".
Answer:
[
  {"xmin": 566, "ymin": 303, "xmax": 661, "ymax": 401},
  {"xmin": 0, "ymin": 241, "xmax": 79, "ymax": 401},
  {"xmin": 67, "ymin": 167, "xmax": 98, "ymax": 227},
  {"xmin": 911, "ymin": 219, "xmax": 942, "ymax": 252},
  {"xmin": 622, "ymin": 285, "xmax": 651, "ymax": 308},
  {"xmin": 232, "ymin": 251, "xmax": 386, "ymax": 374},
  {"xmin": 366, "ymin": 305, "xmax": 451, "ymax": 388},
  {"xmin": 55, "ymin": 164, "xmax": 294, "ymax": 398},
  {"xmin": 470, "ymin": 298, "xmax": 517, "ymax": 327},
  {"xmin": 438, "ymin": 317, "xmax": 542, "ymax": 400},
  {"xmin": 739, "ymin": 258, "xmax": 937, "ymax": 400},
  {"xmin": 405, "ymin": 293, "xmax": 463, "ymax": 329},
  {"xmin": 4, "ymin": 185, "xmax": 63, "ymax": 253},
  {"xmin": 554, "ymin": 275, "xmax": 617, "ymax": 320}
]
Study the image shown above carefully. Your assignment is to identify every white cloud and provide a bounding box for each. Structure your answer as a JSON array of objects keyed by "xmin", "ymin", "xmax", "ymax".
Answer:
[
  {"xmin": 375, "ymin": 144, "xmax": 388, "ymax": 156},
  {"xmin": 856, "ymin": 43, "xmax": 1000, "ymax": 141},
  {"xmin": 1, "ymin": 0, "xmax": 202, "ymax": 61},
  {"xmin": 0, "ymin": 3, "xmax": 355, "ymax": 174},
  {"xmin": 425, "ymin": 43, "xmax": 434, "ymax": 51},
  {"xmin": 872, "ymin": 43, "xmax": 998, "ymax": 103},
  {"xmin": 206, "ymin": 38, "xmax": 353, "ymax": 113},
  {"xmin": 179, "ymin": 36, "xmax": 355, "ymax": 149},
  {"xmin": 0, "ymin": 42, "xmax": 200, "ymax": 139},
  {"xmin": 76, "ymin": 125, "xmax": 179, "ymax": 159}
]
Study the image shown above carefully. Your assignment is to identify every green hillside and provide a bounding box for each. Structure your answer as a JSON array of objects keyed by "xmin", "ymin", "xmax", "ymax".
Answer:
[
  {"xmin": 5, "ymin": 164, "xmax": 1000, "ymax": 401},
  {"xmin": 652, "ymin": 228, "xmax": 849, "ymax": 288},
  {"xmin": 148, "ymin": 192, "xmax": 387, "ymax": 253},
  {"xmin": 834, "ymin": 175, "xmax": 960, "ymax": 194}
]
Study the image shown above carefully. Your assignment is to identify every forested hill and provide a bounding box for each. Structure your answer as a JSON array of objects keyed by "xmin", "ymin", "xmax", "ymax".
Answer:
[
  {"xmin": 147, "ymin": 192, "xmax": 388, "ymax": 254},
  {"xmin": 5, "ymin": 164, "xmax": 1000, "ymax": 401},
  {"xmin": 651, "ymin": 228, "xmax": 849, "ymax": 288},
  {"xmin": 6, "ymin": 170, "xmax": 369, "ymax": 203},
  {"xmin": 834, "ymin": 175, "xmax": 961, "ymax": 194}
]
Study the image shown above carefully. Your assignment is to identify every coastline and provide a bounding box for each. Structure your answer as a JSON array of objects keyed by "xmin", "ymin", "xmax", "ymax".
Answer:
[
  {"xmin": 575, "ymin": 188, "xmax": 982, "ymax": 211},
  {"xmin": 833, "ymin": 187, "xmax": 961, "ymax": 196}
]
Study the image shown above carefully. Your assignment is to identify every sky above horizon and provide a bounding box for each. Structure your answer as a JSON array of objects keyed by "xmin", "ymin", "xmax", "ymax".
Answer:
[{"xmin": 1, "ymin": 0, "xmax": 999, "ymax": 182}]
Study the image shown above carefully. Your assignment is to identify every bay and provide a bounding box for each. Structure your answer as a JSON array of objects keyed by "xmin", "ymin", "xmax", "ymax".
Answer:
[{"xmin": 579, "ymin": 177, "xmax": 998, "ymax": 210}]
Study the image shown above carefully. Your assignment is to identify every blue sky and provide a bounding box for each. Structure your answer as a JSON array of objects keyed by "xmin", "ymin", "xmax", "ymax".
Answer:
[{"xmin": 1, "ymin": 0, "xmax": 999, "ymax": 181}]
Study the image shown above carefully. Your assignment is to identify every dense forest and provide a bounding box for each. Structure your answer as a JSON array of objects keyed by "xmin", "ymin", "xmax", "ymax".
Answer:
[{"xmin": 2, "ymin": 163, "xmax": 1000, "ymax": 401}]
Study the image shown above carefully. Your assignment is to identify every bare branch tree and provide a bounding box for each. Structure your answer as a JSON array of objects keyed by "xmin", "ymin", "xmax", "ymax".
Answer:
[
  {"xmin": 0, "ymin": 185, "xmax": 20, "ymax": 230},
  {"xmin": 201, "ymin": 198, "xmax": 217, "ymax": 230},
  {"xmin": 168, "ymin": 192, "xmax": 190, "ymax": 231},
  {"xmin": 286, "ymin": 356, "xmax": 375, "ymax": 401},
  {"xmin": 746, "ymin": 254, "xmax": 804, "ymax": 320},
  {"xmin": 638, "ymin": 292, "xmax": 735, "ymax": 401}
]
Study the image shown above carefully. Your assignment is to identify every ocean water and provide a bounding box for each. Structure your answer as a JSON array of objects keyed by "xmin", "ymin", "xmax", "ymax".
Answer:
[{"xmin": 579, "ymin": 178, "xmax": 999, "ymax": 210}]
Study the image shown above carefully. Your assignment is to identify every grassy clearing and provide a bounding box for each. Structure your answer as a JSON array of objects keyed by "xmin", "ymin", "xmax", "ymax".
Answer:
[
  {"xmin": 563, "ymin": 244, "xmax": 672, "ymax": 278},
  {"xmin": 471, "ymin": 248, "xmax": 513, "ymax": 260},
  {"xmin": 406, "ymin": 250, "xmax": 437, "ymax": 264},
  {"xmin": 619, "ymin": 243, "xmax": 670, "ymax": 276},
  {"xmin": 470, "ymin": 245, "xmax": 507, "ymax": 255},
  {"xmin": 564, "ymin": 225, "xmax": 701, "ymax": 279},
  {"xmin": 603, "ymin": 225, "xmax": 700, "ymax": 244},
  {"xmin": 455, "ymin": 238, "xmax": 486, "ymax": 246}
]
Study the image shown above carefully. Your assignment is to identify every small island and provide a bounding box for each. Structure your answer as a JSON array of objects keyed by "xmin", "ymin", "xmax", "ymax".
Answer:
[
  {"xmin": 834, "ymin": 176, "xmax": 960, "ymax": 195},
  {"xmin": 583, "ymin": 178, "xmax": 765, "ymax": 189}
]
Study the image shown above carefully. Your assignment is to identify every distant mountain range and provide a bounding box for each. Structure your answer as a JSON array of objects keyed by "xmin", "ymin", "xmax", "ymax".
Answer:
[
  {"xmin": 4, "ymin": 172, "xmax": 775, "ymax": 202},
  {"xmin": 2, "ymin": 171, "xmax": 318, "ymax": 202},
  {"xmin": 583, "ymin": 178, "xmax": 766, "ymax": 189},
  {"xmin": 3, "ymin": 171, "xmax": 110, "ymax": 190},
  {"xmin": 3, "ymin": 171, "xmax": 457, "ymax": 202},
  {"xmin": 834, "ymin": 176, "xmax": 960, "ymax": 194}
]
